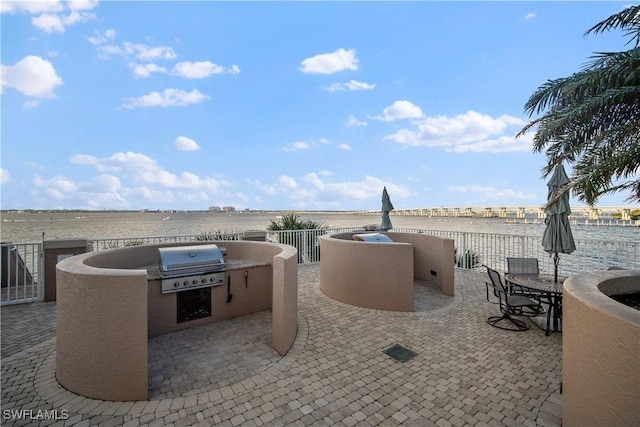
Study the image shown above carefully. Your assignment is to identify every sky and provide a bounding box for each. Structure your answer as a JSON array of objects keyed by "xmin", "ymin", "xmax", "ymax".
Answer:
[{"xmin": 1, "ymin": 0, "xmax": 637, "ymax": 212}]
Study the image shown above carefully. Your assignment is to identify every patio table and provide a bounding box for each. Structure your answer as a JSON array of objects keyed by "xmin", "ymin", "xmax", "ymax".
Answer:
[{"xmin": 505, "ymin": 273, "xmax": 565, "ymax": 336}]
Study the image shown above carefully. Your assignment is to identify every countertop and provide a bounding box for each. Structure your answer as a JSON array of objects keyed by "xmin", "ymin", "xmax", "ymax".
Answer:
[{"xmin": 145, "ymin": 259, "xmax": 271, "ymax": 280}]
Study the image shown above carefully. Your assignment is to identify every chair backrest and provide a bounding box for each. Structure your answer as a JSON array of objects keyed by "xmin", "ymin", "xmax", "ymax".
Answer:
[
  {"xmin": 485, "ymin": 265, "xmax": 507, "ymax": 294},
  {"xmin": 506, "ymin": 257, "xmax": 539, "ymax": 275}
]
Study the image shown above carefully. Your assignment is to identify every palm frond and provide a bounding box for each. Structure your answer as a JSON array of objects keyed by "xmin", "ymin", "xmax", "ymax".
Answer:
[
  {"xmin": 518, "ymin": 7, "xmax": 640, "ymax": 204},
  {"xmin": 585, "ymin": 5, "xmax": 640, "ymax": 47}
]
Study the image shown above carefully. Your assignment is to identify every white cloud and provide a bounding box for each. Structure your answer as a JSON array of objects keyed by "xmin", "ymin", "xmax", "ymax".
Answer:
[
  {"xmin": 454, "ymin": 133, "xmax": 533, "ymax": 153},
  {"xmin": 278, "ymin": 175, "xmax": 298, "ymax": 189},
  {"xmin": 31, "ymin": 13, "xmax": 65, "ymax": 33},
  {"xmin": 32, "ymin": 173, "xmax": 129, "ymax": 209},
  {"xmin": 345, "ymin": 115, "xmax": 367, "ymax": 127},
  {"xmin": 300, "ymin": 48, "xmax": 358, "ymax": 74},
  {"xmin": 1, "ymin": 55, "xmax": 63, "ymax": 98},
  {"xmin": 448, "ymin": 185, "xmax": 537, "ymax": 201},
  {"xmin": 245, "ymin": 178, "xmax": 278, "ymax": 196},
  {"xmin": 130, "ymin": 63, "xmax": 167, "ymax": 78},
  {"xmin": 87, "ymin": 29, "xmax": 116, "ymax": 46},
  {"xmin": 283, "ymin": 139, "xmax": 332, "ymax": 152},
  {"xmin": 325, "ymin": 80, "xmax": 375, "ymax": 92},
  {"xmin": 303, "ymin": 174, "xmax": 411, "ymax": 202},
  {"xmin": 43, "ymin": 151, "xmax": 233, "ymax": 208},
  {"xmin": 1, "ymin": 1, "xmax": 64, "ymax": 14},
  {"xmin": 67, "ymin": 0, "xmax": 100, "ymax": 12},
  {"xmin": 97, "ymin": 41, "xmax": 177, "ymax": 61},
  {"xmin": 284, "ymin": 141, "xmax": 313, "ymax": 152},
  {"xmin": 3, "ymin": 0, "xmax": 98, "ymax": 33},
  {"xmin": 70, "ymin": 151, "xmax": 229, "ymax": 191},
  {"xmin": 174, "ymin": 136, "xmax": 201, "ymax": 151},
  {"xmin": 171, "ymin": 61, "xmax": 240, "ymax": 79},
  {"xmin": 70, "ymin": 153, "xmax": 101, "ymax": 167},
  {"xmin": 247, "ymin": 173, "xmax": 409, "ymax": 210},
  {"xmin": 91, "ymin": 174, "xmax": 122, "ymax": 192},
  {"xmin": 33, "ymin": 174, "xmax": 79, "ymax": 196},
  {"xmin": 121, "ymin": 88, "xmax": 210, "ymax": 109},
  {"xmin": 0, "ymin": 168, "xmax": 11, "ymax": 184},
  {"xmin": 524, "ymin": 13, "xmax": 536, "ymax": 20},
  {"xmin": 338, "ymin": 144, "xmax": 353, "ymax": 150},
  {"xmin": 372, "ymin": 100, "xmax": 424, "ymax": 122},
  {"xmin": 384, "ymin": 110, "xmax": 530, "ymax": 153},
  {"xmin": 63, "ymin": 151, "xmax": 230, "ymax": 199}
]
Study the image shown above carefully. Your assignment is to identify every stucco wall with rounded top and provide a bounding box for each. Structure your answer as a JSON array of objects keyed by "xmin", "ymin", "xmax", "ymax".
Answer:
[
  {"xmin": 562, "ymin": 269, "xmax": 640, "ymax": 427},
  {"xmin": 56, "ymin": 258, "xmax": 148, "ymax": 401},
  {"xmin": 319, "ymin": 232, "xmax": 454, "ymax": 311},
  {"xmin": 56, "ymin": 240, "xmax": 298, "ymax": 401}
]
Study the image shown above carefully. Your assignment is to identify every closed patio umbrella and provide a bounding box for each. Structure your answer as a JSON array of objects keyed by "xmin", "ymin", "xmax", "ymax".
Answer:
[
  {"xmin": 542, "ymin": 164, "xmax": 576, "ymax": 283},
  {"xmin": 380, "ymin": 187, "xmax": 394, "ymax": 231}
]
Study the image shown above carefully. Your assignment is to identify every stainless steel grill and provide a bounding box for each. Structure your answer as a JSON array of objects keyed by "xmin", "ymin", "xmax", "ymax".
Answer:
[{"xmin": 158, "ymin": 244, "xmax": 225, "ymax": 293}]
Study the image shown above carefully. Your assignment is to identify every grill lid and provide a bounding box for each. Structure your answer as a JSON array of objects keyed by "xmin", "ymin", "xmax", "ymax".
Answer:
[{"xmin": 159, "ymin": 244, "xmax": 225, "ymax": 275}]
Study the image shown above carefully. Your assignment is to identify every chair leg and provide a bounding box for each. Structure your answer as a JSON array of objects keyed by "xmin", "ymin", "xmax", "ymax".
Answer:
[{"xmin": 487, "ymin": 314, "xmax": 530, "ymax": 331}]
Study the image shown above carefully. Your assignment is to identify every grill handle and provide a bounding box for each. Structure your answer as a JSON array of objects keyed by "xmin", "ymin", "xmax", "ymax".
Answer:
[
  {"xmin": 226, "ymin": 275, "xmax": 233, "ymax": 303},
  {"xmin": 163, "ymin": 259, "xmax": 223, "ymax": 271}
]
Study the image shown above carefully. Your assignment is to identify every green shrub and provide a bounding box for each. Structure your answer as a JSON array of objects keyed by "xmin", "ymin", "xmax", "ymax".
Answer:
[
  {"xmin": 454, "ymin": 248, "xmax": 480, "ymax": 269},
  {"xmin": 104, "ymin": 239, "xmax": 143, "ymax": 249},
  {"xmin": 196, "ymin": 230, "xmax": 240, "ymax": 241},
  {"xmin": 267, "ymin": 213, "xmax": 327, "ymax": 263},
  {"xmin": 266, "ymin": 213, "xmax": 325, "ymax": 231}
]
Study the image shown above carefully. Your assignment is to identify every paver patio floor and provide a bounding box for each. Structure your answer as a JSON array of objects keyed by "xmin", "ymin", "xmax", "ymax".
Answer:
[{"xmin": 1, "ymin": 265, "xmax": 562, "ymax": 426}]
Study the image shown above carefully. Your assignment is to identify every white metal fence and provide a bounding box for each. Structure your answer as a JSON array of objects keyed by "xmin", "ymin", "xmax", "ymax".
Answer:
[
  {"xmin": 88, "ymin": 227, "xmax": 638, "ymax": 273},
  {"xmin": 88, "ymin": 231, "xmax": 242, "ymax": 252},
  {"xmin": 391, "ymin": 228, "xmax": 639, "ymax": 275},
  {"xmin": 1, "ymin": 242, "xmax": 42, "ymax": 305},
  {"xmin": 2, "ymin": 228, "xmax": 637, "ymax": 305},
  {"xmin": 264, "ymin": 228, "xmax": 638, "ymax": 274}
]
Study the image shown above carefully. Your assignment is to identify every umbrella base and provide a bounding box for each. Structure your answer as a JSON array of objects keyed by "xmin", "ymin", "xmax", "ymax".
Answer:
[{"xmin": 531, "ymin": 305, "xmax": 562, "ymax": 335}]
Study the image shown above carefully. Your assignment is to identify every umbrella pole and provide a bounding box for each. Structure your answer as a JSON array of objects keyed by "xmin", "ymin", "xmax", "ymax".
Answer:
[{"xmin": 554, "ymin": 253, "xmax": 559, "ymax": 283}]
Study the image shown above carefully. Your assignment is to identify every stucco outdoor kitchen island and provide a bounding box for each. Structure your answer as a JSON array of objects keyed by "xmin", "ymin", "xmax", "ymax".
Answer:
[
  {"xmin": 319, "ymin": 232, "xmax": 454, "ymax": 311},
  {"xmin": 55, "ymin": 241, "xmax": 298, "ymax": 402}
]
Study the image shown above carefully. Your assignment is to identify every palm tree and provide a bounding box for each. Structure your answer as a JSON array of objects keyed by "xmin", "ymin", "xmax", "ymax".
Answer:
[{"xmin": 518, "ymin": 5, "xmax": 640, "ymax": 205}]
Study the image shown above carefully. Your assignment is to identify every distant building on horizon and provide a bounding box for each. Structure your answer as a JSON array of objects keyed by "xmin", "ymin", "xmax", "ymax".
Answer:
[{"xmin": 209, "ymin": 206, "xmax": 239, "ymax": 213}]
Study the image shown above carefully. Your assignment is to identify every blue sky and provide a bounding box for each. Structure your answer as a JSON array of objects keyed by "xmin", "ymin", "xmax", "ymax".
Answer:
[{"xmin": 1, "ymin": 0, "xmax": 636, "ymax": 211}]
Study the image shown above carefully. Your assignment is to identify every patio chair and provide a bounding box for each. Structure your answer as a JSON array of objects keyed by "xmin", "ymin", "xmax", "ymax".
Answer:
[
  {"xmin": 505, "ymin": 257, "xmax": 539, "ymax": 291},
  {"xmin": 506, "ymin": 257, "xmax": 539, "ymax": 275},
  {"xmin": 484, "ymin": 265, "xmax": 543, "ymax": 331},
  {"xmin": 506, "ymin": 257, "xmax": 552, "ymax": 305}
]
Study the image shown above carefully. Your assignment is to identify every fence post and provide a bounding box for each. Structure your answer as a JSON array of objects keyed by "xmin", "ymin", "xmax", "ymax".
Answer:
[
  {"xmin": 462, "ymin": 232, "xmax": 468, "ymax": 269},
  {"xmin": 43, "ymin": 239, "xmax": 89, "ymax": 302}
]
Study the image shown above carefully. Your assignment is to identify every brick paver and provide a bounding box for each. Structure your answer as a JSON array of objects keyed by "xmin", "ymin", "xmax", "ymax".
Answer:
[{"xmin": 1, "ymin": 265, "xmax": 562, "ymax": 426}]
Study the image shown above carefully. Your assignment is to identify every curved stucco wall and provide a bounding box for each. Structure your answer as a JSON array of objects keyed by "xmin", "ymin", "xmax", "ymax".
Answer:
[
  {"xmin": 319, "ymin": 232, "xmax": 454, "ymax": 311},
  {"xmin": 56, "ymin": 241, "xmax": 298, "ymax": 401},
  {"xmin": 563, "ymin": 270, "xmax": 640, "ymax": 427},
  {"xmin": 388, "ymin": 232, "xmax": 455, "ymax": 296},
  {"xmin": 56, "ymin": 258, "xmax": 148, "ymax": 401}
]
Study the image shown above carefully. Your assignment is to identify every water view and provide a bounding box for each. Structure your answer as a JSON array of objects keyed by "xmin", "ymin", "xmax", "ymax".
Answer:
[{"xmin": 2, "ymin": 210, "xmax": 638, "ymax": 244}]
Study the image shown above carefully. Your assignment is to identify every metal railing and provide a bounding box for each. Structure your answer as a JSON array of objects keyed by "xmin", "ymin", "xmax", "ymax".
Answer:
[
  {"xmin": 87, "ymin": 227, "xmax": 638, "ymax": 274},
  {"xmin": 88, "ymin": 232, "xmax": 242, "ymax": 251},
  {"xmin": 392, "ymin": 228, "xmax": 639, "ymax": 274},
  {"xmin": 1, "ymin": 242, "xmax": 43, "ymax": 305},
  {"xmin": 263, "ymin": 228, "xmax": 638, "ymax": 274},
  {"xmin": 2, "ymin": 228, "xmax": 636, "ymax": 305}
]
